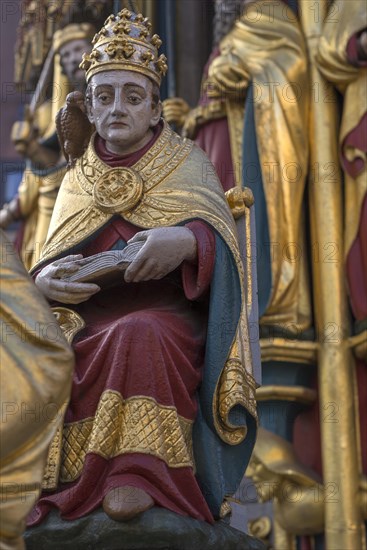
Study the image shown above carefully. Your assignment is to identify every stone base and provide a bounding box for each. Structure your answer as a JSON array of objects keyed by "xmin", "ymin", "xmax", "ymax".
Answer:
[{"xmin": 25, "ymin": 507, "xmax": 265, "ymax": 550}]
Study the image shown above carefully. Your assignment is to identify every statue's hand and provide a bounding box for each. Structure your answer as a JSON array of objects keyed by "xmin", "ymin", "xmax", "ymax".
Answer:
[
  {"xmin": 35, "ymin": 255, "xmax": 100, "ymax": 304},
  {"xmin": 209, "ymin": 49, "xmax": 249, "ymax": 97},
  {"xmin": 162, "ymin": 98, "xmax": 190, "ymax": 127},
  {"xmin": 124, "ymin": 227, "xmax": 197, "ymax": 283}
]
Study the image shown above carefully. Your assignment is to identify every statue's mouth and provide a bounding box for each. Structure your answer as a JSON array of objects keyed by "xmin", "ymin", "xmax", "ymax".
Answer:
[{"xmin": 109, "ymin": 122, "xmax": 128, "ymax": 128}]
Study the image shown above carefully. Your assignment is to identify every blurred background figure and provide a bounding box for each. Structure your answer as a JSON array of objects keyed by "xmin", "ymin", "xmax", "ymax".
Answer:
[
  {"xmin": 0, "ymin": 22, "xmax": 95, "ymax": 270},
  {"xmin": 0, "ymin": 230, "xmax": 73, "ymax": 549}
]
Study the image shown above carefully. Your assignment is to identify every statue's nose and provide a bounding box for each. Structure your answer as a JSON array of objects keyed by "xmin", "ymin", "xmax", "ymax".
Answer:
[{"xmin": 112, "ymin": 96, "xmax": 127, "ymax": 116}]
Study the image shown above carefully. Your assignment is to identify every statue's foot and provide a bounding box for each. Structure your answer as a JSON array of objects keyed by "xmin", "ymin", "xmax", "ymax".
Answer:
[{"xmin": 102, "ymin": 486, "xmax": 154, "ymax": 521}]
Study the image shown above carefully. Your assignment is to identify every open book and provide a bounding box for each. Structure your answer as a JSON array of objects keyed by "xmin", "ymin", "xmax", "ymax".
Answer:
[{"xmin": 62, "ymin": 241, "xmax": 144, "ymax": 288}]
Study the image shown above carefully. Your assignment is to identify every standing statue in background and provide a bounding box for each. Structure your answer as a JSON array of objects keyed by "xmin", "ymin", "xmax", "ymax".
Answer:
[
  {"xmin": 0, "ymin": 230, "xmax": 73, "ymax": 550},
  {"xmin": 317, "ymin": 0, "xmax": 367, "ymax": 329},
  {"xmin": 0, "ymin": 23, "xmax": 95, "ymax": 270},
  {"xmin": 163, "ymin": 0, "xmax": 249, "ymax": 193},
  {"xmin": 28, "ymin": 9, "xmax": 257, "ymax": 527},
  {"xmin": 164, "ymin": 0, "xmax": 312, "ymax": 336}
]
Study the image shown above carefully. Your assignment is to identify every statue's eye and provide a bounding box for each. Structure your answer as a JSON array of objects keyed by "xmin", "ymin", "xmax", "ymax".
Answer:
[
  {"xmin": 128, "ymin": 95, "xmax": 141, "ymax": 104},
  {"xmin": 97, "ymin": 94, "xmax": 110, "ymax": 103}
]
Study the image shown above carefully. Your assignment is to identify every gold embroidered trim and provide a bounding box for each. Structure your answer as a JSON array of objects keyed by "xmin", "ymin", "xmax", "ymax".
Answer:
[
  {"xmin": 42, "ymin": 425, "xmax": 63, "ymax": 490},
  {"xmin": 51, "ymin": 307, "xmax": 86, "ymax": 344},
  {"xmin": 41, "ymin": 204, "xmax": 111, "ymax": 259},
  {"xmin": 78, "ymin": 122, "xmax": 193, "ymax": 196},
  {"xmin": 42, "ymin": 309, "xmax": 84, "ymax": 490},
  {"xmin": 213, "ymin": 356, "xmax": 257, "ymax": 445},
  {"xmin": 42, "ymin": 403, "xmax": 68, "ymax": 490},
  {"xmin": 60, "ymin": 391, "xmax": 194, "ymax": 483},
  {"xmin": 93, "ymin": 167, "xmax": 144, "ymax": 213}
]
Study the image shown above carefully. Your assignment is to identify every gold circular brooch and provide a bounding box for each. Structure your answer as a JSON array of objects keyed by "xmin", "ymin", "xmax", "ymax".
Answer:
[{"xmin": 93, "ymin": 167, "xmax": 143, "ymax": 214}]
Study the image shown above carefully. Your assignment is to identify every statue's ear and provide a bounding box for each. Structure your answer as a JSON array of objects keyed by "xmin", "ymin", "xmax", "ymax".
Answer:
[{"xmin": 150, "ymin": 101, "xmax": 162, "ymax": 128}]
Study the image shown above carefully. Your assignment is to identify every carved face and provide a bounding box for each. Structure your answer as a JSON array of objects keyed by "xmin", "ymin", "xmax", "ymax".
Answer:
[
  {"xmin": 87, "ymin": 70, "xmax": 162, "ymax": 156},
  {"xmin": 59, "ymin": 38, "xmax": 92, "ymax": 87}
]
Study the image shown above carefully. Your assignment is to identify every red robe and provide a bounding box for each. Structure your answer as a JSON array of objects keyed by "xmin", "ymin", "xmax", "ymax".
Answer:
[
  {"xmin": 344, "ymin": 35, "xmax": 367, "ymax": 321},
  {"xmin": 28, "ymin": 128, "xmax": 216, "ymax": 526},
  {"xmin": 194, "ymin": 48, "xmax": 236, "ymax": 192}
]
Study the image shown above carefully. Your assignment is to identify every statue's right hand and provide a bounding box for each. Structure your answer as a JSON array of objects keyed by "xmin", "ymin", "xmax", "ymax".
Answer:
[{"xmin": 35, "ymin": 255, "xmax": 100, "ymax": 304}]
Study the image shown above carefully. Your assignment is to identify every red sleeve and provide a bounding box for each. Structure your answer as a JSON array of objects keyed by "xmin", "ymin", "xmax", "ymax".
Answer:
[
  {"xmin": 347, "ymin": 33, "xmax": 367, "ymax": 67},
  {"xmin": 341, "ymin": 34, "xmax": 367, "ymax": 178},
  {"xmin": 181, "ymin": 220, "xmax": 216, "ymax": 301}
]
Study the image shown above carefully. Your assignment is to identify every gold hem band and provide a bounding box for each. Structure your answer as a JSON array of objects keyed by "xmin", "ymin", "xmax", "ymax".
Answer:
[{"xmin": 57, "ymin": 391, "xmax": 194, "ymax": 484}]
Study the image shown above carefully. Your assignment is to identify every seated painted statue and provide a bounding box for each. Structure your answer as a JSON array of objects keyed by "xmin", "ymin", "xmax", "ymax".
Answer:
[{"xmin": 28, "ymin": 10, "xmax": 257, "ymax": 526}]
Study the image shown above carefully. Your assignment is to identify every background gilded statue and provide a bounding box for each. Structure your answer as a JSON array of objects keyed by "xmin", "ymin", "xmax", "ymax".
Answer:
[
  {"xmin": 0, "ymin": 230, "xmax": 73, "ymax": 550},
  {"xmin": 0, "ymin": 23, "xmax": 95, "ymax": 270}
]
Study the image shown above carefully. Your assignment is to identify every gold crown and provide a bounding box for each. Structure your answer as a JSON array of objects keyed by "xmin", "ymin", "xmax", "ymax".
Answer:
[
  {"xmin": 53, "ymin": 23, "xmax": 96, "ymax": 53},
  {"xmin": 80, "ymin": 9, "xmax": 168, "ymax": 86}
]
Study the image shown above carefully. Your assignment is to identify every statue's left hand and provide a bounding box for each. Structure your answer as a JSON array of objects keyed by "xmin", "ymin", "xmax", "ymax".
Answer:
[
  {"xmin": 35, "ymin": 255, "xmax": 101, "ymax": 304},
  {"xmin": 208, "ymin": 49, "xmax": 249, "ymax": 97},
  {"xmin": 162, "ymin": 98, "xmax": 190, "ymax": 127},
  {"xmin": 124, "ymin": 227, "xmax": 197, "ymax": 283}
]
